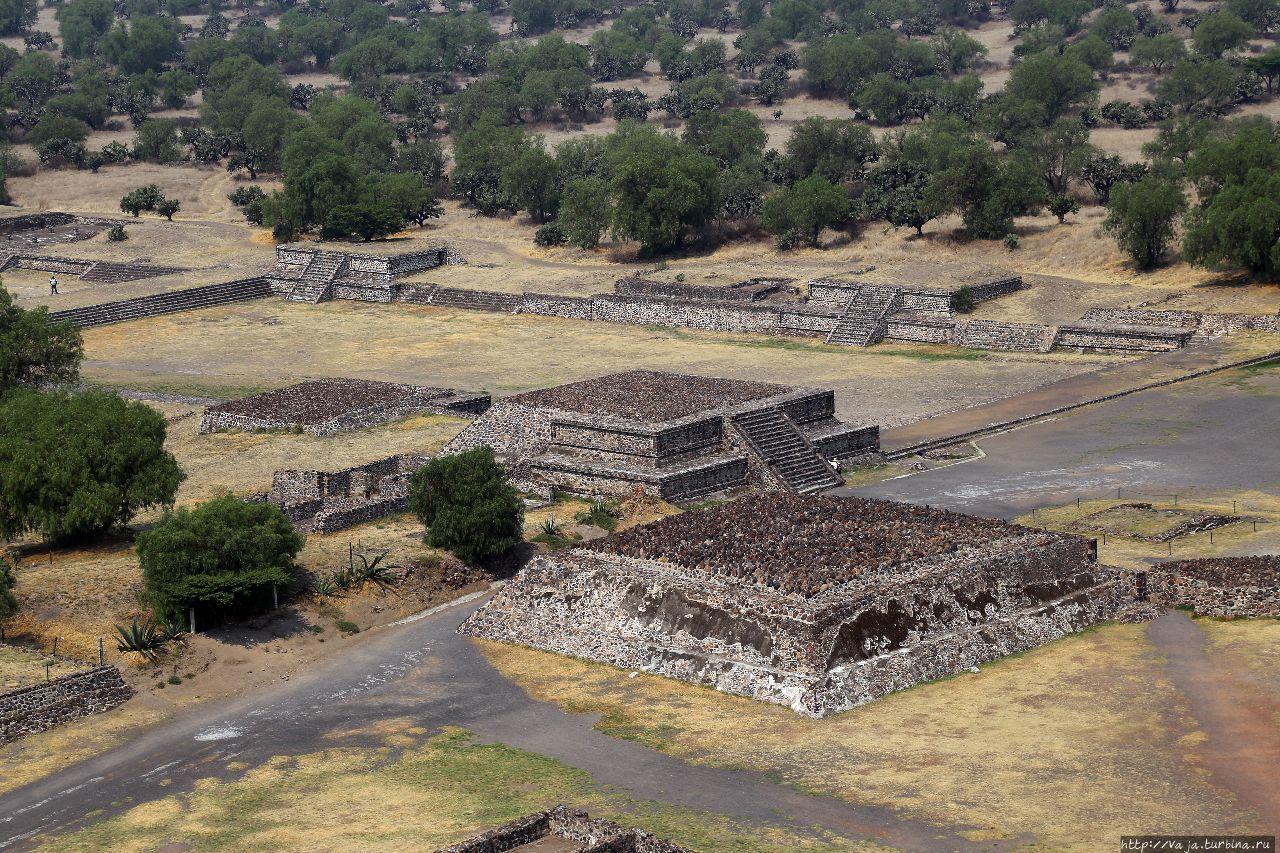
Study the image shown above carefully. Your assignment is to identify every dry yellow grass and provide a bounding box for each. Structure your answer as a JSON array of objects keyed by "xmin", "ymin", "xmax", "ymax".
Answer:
[
  {"xmin": 0, "ymin": 645, "xmax": 84, "ymax": 689},
  {"xmin": 477, "ymin": 620, "xmax": 1263, "ymax": 850},
  {"xmin": 79, "ymin": 298, "xmax": 1116, "ymax": 429}
]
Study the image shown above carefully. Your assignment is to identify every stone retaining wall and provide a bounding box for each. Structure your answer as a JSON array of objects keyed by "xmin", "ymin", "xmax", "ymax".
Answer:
[
  {"xmin": 0, "ymin": 665, "xmax": 131, "ymax": 744},
  {"xmin": 1056, "ymin": 325, "xmax": 1194, "ymax": 352},
  {"xmin": 1081, "ymin": 307, "xmax": 1280, "ymax": 336},
  {"xmin": 957, "ymin": 319, "xmax": 1052, "ymax": 352},
  {"xmin": 437, "ymin": 805, "xmax": 691, "ymax": 853}
]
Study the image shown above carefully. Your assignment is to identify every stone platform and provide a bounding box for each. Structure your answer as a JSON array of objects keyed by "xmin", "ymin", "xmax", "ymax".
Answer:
[
  {"xmin": 441, "ymin": 370, "xmax": 877, "ymax": 500},
  {"xmin": 461, "ymin": 494, "xmax": 1129, "ymax": 717}
]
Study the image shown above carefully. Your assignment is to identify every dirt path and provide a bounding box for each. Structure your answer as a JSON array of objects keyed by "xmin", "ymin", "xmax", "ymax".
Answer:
[{"xmin": 1145, "ymin": 612, "xmax": 1280, "ymax": 831}]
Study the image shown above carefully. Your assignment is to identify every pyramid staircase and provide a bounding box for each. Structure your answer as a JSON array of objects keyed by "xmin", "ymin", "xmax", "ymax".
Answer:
[
  {"xmin": 285, "ymin": 252, "xmax": 346, "ymax": 303},
  {"xmin": 826, "ymin": 285, "xmax": 902, "ymax": 346},
  {"xmin": 731, "ymin": 408, "xmax": 842, "ymax": 494}
]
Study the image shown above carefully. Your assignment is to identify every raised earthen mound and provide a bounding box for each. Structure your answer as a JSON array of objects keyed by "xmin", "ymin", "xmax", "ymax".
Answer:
[
  {"xmin": 463, "ymin": 495, "xmax": 1125, "ymax": 717},
  {"xmin": 506, "ymin": 370, "xmax": 787, "ymax": 422}
]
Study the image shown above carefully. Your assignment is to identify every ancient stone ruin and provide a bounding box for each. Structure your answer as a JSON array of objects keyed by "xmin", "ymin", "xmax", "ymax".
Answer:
[
  {"xmin": 199, "ymin": 378, "xmax": 490, "ymax": 436},
  {"xmin": 461, "ymin": 494, "xmax": 1128, "ymax": 718},
  {"xmin": 258, "ymin": 452, "xmax": 431, "ymax": 533},
  {"xmin": 442, "ymin": 370, "xmax": 877, "ymax": 500},
  {"xmin": 1139, "ymin": 556, "xmax": 1280, "ymax": 618},
  {"xmin": 266, "ymin": 243, "xmax": 467, "ymax": 303},
  {"xmin": 437, "ymin": 804, "xmax": 690, "ymax": 853}
]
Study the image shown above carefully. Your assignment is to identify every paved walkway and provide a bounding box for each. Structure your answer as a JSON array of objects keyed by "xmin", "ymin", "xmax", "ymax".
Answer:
[{"xmin": 880, "ymin": 336, "xmax": 1280, "ymax": 455}]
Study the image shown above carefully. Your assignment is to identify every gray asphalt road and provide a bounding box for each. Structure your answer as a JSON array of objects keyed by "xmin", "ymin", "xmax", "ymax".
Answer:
[
  {"xmin": 851, "ymin": 369, "xmax": 1280, "ymax": 519},
  {"xmin": 0, "ymin": 592, "xmax": 1002, "ymax": 852}
]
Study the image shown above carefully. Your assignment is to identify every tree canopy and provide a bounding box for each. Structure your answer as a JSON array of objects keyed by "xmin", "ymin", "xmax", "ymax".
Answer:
[
  {"xmin": 0, "ymin": 284, "xmax": 82, "ymax": 393},
  {"xmin": 408, "ymin": 447, "xmax": 523, "ymax": 564}
]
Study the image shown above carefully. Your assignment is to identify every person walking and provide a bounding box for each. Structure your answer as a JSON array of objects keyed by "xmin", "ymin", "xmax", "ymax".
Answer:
[{"xmin": 49, "ymin": 275, "xmax": 59, "ymax": 295}]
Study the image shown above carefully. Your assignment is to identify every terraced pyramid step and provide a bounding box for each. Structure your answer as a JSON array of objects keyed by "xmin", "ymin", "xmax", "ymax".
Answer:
[
  {"xmin": 49, "ymin": 278, "xmax": 272, "ymax": 328},
  {"xmin": 732, "ymin": 408, "xmax": 842, "ymax": 494}
]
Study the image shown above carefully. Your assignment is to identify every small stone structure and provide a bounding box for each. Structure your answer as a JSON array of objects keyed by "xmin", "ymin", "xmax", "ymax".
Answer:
[
  {"xmin": 262, "ymin": 452, "xmax": 431, "ymax": 533},
  {"xmin": 1072, "ymin": 503, "xmax": 1239, "ymax": 542},
  {"xmin": 0, "ymin": 212, "xmax": 121, "ymax": 250},
  {"xmin": 437, "ymin": 804, "xmax": 690, "ymax": 853},
  {"xmin": 266, "ymin": 244, "xmax": 467, "ymax": 303},
  {"xmin": 442, "ymin": 370, "xmax": 877, "ymax": 500},
  {"xmin": 462, "ymin": 494, "xmax": 1127, "ymax": 718},
  {"xmin": 199, "ymin": 378, "xmax": 490, "ymax": 436},
  {"xmin": 0, "ymin": 254, "xmax": 186, "ymax": 283},
  {"xmin": 0, "ymin": 665, "xmax": 132, "ymax": 745},
  {"xmin": 1139, "ymin": 556, "xmax": 1280, "ymax": 618}
]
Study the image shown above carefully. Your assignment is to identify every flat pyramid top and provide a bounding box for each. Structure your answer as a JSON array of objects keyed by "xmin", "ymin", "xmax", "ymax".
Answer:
[
  {"xmin": 591, "ymin": 494, "xmax": 1036, "ymax": 598},
  {"xmin": 507, "ymin": 370, "xmax": 791, "ymax": 422}
]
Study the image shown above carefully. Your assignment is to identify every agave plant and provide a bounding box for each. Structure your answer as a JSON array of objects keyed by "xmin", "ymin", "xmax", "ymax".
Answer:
[
  {"xmin": 353, "ymin": 549, "xmax": 400, "ymax": 589},
  {"xmin": 114, "ymin": 618, "xmax": 167, "ymax": 662},
  {"xmin": 311, "ymin": 574, "xmax": 340, "ymax": 599},
  {"xmin": 540, "ymin": 514, "xmax": 562, "ymax": 536}
]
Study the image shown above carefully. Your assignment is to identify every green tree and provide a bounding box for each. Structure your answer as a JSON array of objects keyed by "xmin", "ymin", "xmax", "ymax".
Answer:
[
  {"xmin": 1193, "ymin": 11, "xmax": 1254, "ymax": 57},
  {"xmin": 0, "ymin": 284, "xmax": 82, "ymax": 392},
  {"xmin": 682, "ymin": 109, "xmax": 767, "ymax": 169},
  {"xmin": 0, "ymin": 389, "xmax": 184, "ymax": 543},
  {"xmin": 29, "ymin": 114, "xmax": 90, "ymax": 166},
  {"xmin": 784, "ymin": 116, "xmax": 879, "ymax": 183},
  {"xmin": 1004, "ymin": 50, "xmax": 1097, "ymax": 125},
  {"xmin": 0, "ymin": 553, "xmax": 17, "ymax": 624},
  {"xmin": 1183, "ymin": 120, "xmax": 1280, "ymax": 276},
  {"xmin": 1245, "ymin": 49, "xmax": 1280, "ymax": 94},
  {"xmin": 1130, "ymin": 33, "xmax": 1189, "ymax": 72},
  {"xmin": 320, "ymin": 201, "xmax": 404, "ymax": 241},
  {"xmin": 557, "ymin": 176, "xmax": 611, "ymax": 248},
  {"xmin": 156, "ymin": 198, "xmax": 180, "ymax": 220},
  {"xmin": 1091, "ymin": 6, "xmax": 1138, "ymax": 49},
  {"xmin": 132, "ymin": 119, "xmax": 181, "ymax": 164},
  {"xmin": 56, "ymin": 0, "xmax": 113, "ymax": 58},
  {"xmin": 761, "ymin": 175, "xmax": 849, "ymax": 248},
  {"xmin": 101, "ymin": 18, "xmax": 182, "ymax": 73},
  {"xmin": 138, "ymin": 495, "xmax": 302, "ymax": 625},
  {"xmin": 1156, "ymin": 58, "xmax": 1238, "ymax": 113},
  {"xmin": 408, "ymin": 447, "xmax": 523, "ymax": 565},
  {"xmin": 1103, "ymin": 175, "xmax": 1188, "ymax": 269},
  {"xmin": 0, "ymin": 0, "xmax": 35, "ymax": 36},
  {"xmin": 605, "ymin": 122, "xmax": 720, "ymax": 253},
  {"xmin": 500, "ymin": 144, "xmax": 560, "ymax": 222},
  {"xmin": 377, "ymin": 173, "xmax": 443, "ymax": 227},
  {"xmin": 120, "ymin": 183, "xmax": 165, "ymax": 216},
  {"xmin": 1024, "ymin": 117, "xmax": 1095, "ymax": 195}
]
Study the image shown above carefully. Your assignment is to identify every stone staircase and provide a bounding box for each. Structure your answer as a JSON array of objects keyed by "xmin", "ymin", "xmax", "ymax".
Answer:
[
  {"xmin": 427, "ymin": 287, "xmax": 523, "ymax": 313},
  {"xmin": 80, "ymin": 261, "xmax": 186, "ymax": 283},
  {"xmin": 285, "ymin": 252, "xmax": 346, "ymax": 303},
  {"xmin": 49, "ymin": 277, "xmax": 272, "ymax": 328},
  {"xmin": 826, "ymin": 285, "xmax": 901, "ymax": 346},
  {"xmin": 731, "ymin": 408, "xmax": 842, "ymax": 494}
]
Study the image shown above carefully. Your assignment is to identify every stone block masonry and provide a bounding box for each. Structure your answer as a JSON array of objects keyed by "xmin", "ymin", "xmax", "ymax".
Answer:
[
  {"xmin": 437, "ymin": 804, "xmax": 691, "ymax": 853},
  {"xmin": 462, "ymin": 494, "xmax": 1127, "ymax": 718},
  {"xmin": 0, "ymin": 666, "xmax": 132, "ymax": 745},
  {"xmin": 1140, "ymin": 557, "xmax": 1280, "ymax": 618}
]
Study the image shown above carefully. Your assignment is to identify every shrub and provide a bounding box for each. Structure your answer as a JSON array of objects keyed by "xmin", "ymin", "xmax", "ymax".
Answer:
[
  {"xmin": 107, "ymin": 223, "xmax": 128, "ymax": 241},
  {"xmin": 1002, "ymin": 232, "xmax": 1020, "ymax": 250},
  {"xmin": 114, "ymin": 618, "xmax": 167, "ymax": 662},
  {"xmin": 0, "ymin": 553, "xmax": 18, "ymax": 624},
  {"xmin": 950, "ymin": 286, "xmax": 977, "ymax": 314},
  {"xmin": 119, "ymin": 183, "xmax": 165, "ymax": 217},
  {"xmin": 138, "ymin": 495, "xmax": 303, "ymax": 625},
  {"xmin": 336, "ymin": 619, "xmax": 360, "ymax": 634},
  {"xmin": 0, "ymin": 284, "xmax": 82, "ymax": 393},
  {"xmin": 0, "ymin": 389, "xmax": 182, "ymax": 543},
  {"xmin": 408, "ymin": 447, "xmax": 523, "ymax": 564},
  {"xmin": 533, "ymin": 222, "xmax": 567, "ymax": 246}
]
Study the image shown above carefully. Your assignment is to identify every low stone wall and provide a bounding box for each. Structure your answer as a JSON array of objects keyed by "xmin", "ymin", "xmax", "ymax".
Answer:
[
  {"xmin": 589, "ymin": 293, "xmax": 779, "ymax": 334},
  {"xmin": 614, "ymin": 275, "xmax": 782, "ymax": 302},
  {"xmin": 0, "ymin": 212, "xmax": 78, "ymax": 234},
  {"xmin": 958, "ymin": 319, "xmax": 1052, "ymax": 352},
  {"xmin": 1056, "ymin": 325, "xmax": 1193, "ymax": 352},
  {"xmin": 533, "ymin": 454, "xmax": 749, "ymax": 501},
  {"xmin": 808, "ymin": 424, "xmax": 880, "ymax": 459},
  {"xmin": 885, "ymin": 317, "xmax": 954, "ymax": 344},
  {"xmin": 0, "ymin": 665, "xmax": 132, "ymax": 744},
  {"xmin": 7, "ymin": 255, "xmax": 95, "ymax": 275},
  {"xmin": 1081, "ymin": 307, "xmax": 1280, "ymax": 336},
  {"xmin": 521, "ymin": 292, "xmax": 594, "ymax": 320},
  {"xmin": 1141, "ymin": 557, "xmax": 1280, "ymax": 618},
  {"xmin": 268, "ymin": 453, "xmax": 429, "ymax": 532},
  {"xmin": 438, "ymin": 805, "xmax": 691, "ymax": 853}
]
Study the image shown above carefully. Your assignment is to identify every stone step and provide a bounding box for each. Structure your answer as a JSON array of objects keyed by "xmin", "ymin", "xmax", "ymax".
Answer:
[
  {"xmin": 731, "ymin": 408, "xmax": 841, "ymax": 493},
  {"xmin": 50, "ymin": 278, "xmax": 272, "ymax": 328},
  {"xmin": 80, "ymin": 261, "xmax": 186, "ymax": 283}
]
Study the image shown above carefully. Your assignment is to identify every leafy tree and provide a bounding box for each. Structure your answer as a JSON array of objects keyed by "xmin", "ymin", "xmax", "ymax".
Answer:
[
  {"xmin": 1245, "ymin": 49, "xmax": 1280, "ymax": 93},
  {"xmin": 1048, "ymin": 193, "xmax": 1081, "ymax": 223},
  {"xmin": 605, "ymin": 122, "xmax": 720, "ymax": 253},
  {"xmin": 682, "ymin": 109, "xmax": 766, "ymax": 168},
  {"xmin": 1063, "ymin": 35, "xmax": 1115, "ymax": 73},
  {"xmin": 1143, "ymin": 115, "xmax": 1216, "ymax": 164},
  {"xmin": 761, "ymin": 175, "xmax": 849, "ymax": 248},
  {"xmin": 138, "ymin": 495, "xmax": 302, "ymax": 625},
  {"xmin": 1091, "ymin": 6, "xmax": 1139, "ymax": 50},
  {"xmin": 1080, "ymin": 153, "xmax": 1148, "ymax": 203},
  {"xmin": 557, "ymin": 176, "xmax": 611, "ymax": 248},
  {"xmin": 30, "ymin": 115, "xmax": 90, "ymax": 167},
  {"xmin": 1024, "ymin": 117, "xmax": 1095, "ymax": 195},
  {"xmin": 156, "ymin": 198, "xmax": 180, "ymax": 221},
  {"xmin": 132, "ymin": 119, "xmax": 181, "ymax": 164},
  {"xmin": 0, "ymin": 284, "xmax": 82, "ymax": 392},
  {"xmin": 0, "ymin": 0, "xmax": 35, "ymax": 36},
  {"xmin": 0, "ymin": 389, "xmax": 183, "ymax": 543},
  {"xmin": 119, "ymin": 183, "xmax": 166, "ymax": 216},
  {"xmin": 1130, "ymin": 33, "xmax": 1189, "ymax": 73},
  {"xmin": 102, "ymin": 18, "xmax": 182, "ymax": 73},
  {"xmin": 785, "ymin": 117, "xmax": 879, "ymax": 183},
  {"xmin": 1103, "ymin": 175, "xmax": 1187, "ymax": 268},
  {"xmin": 1193, "ymin": 11, "xmax": 1254, "ymax": 57},
  {"xmin": 1003, "ymin": 49, "xmax": 1097, "ymax": 124},
  {"xmin": 377, "ymin": 173, "xmax": 443, "ymax": 226},
  {"xmin": 1156, "ymin": 58, "xmax": 1237, "ymax": 113},
  {"xmin": 452, "ymin": 120, "xmax": 532, "ymax": 215},
  {"xmin": 931, "ymin": 27, "xmax": 988, "ymax": 74},
  {"xmin": 228, "ymin": 185, "xmax": 267, "ymax": 224},
  {"xmin": 320, "ymin": 201, "xmax": 404, "ymax": 241},
  {"xmin": 56, "ymin": 0, "xmax": 113, "ymax": 58},
  {"xmin": 501, "ymin": 144, "xmax": 560, "ymax": 221},
  {"xmin": 864, "ymin": 159, "xmax": 938, "ymax": 235},
  {"xmin": 408, "ymin": 447, "xmax": 523, "ymax": 564},
  {"xmin": 590, "ymin": 29, "xmax": 648, "ymax": 81},
  {"xmin": 1183, "ymin": 119, "xmax": 1280, "ymax": 276},
  {"xmin": 0, "ymin": 552, "xmax": 17, "ymax": 624}
]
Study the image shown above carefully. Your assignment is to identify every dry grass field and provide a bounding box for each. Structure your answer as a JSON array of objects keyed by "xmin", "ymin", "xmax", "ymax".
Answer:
[
  {"xmin": 77, "ymin": 297, "xmax": 1120, "ymax": 428},
  {"xmin": 477, "ymin": 617, "xmax": 1279, "ymax": 850},
  {"xmin": 0, "ymin": 644, "xmax": 83, "ymax": 690}
]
